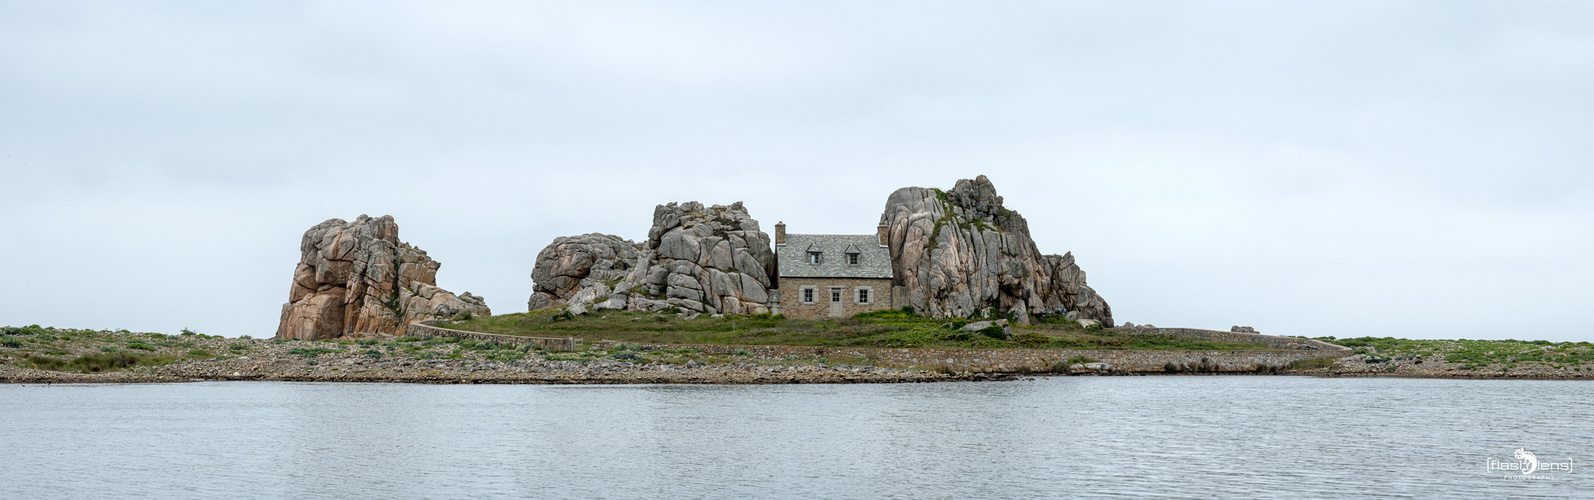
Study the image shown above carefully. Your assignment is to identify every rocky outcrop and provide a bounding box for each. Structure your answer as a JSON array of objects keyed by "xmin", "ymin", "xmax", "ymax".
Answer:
[
  {"xmin": 276, "ymin": 215, "xmax": 490, "ymax": 340},
  {"xmin": 880, "ymin": 175, "xmax": 1112, "ymax": 326},
  {"xmin": 526, "ymin": 233, "xmax": 644, "ymax": 312},
  {"xmin": 527, "ymin": 201, "xmax": 777, "ymax": 316}
]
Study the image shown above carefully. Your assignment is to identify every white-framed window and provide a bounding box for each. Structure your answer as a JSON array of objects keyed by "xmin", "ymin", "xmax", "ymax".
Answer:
[
  {"xmin": 856, "ymin": 287, "xmax": 872, "ymax": 304},
  {"xmin": 800, "ymin": 286, "xmax": 817, "ymax": 304},
  {"xmin": 807, "ymin": 252, "xmax": 821, "ymax": 264},
  {"xmin": 846, "ymin": 253, "xmax": 860, "ymax": 265}
]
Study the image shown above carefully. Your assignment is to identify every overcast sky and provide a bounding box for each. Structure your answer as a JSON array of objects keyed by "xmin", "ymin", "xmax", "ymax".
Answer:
[{"xmin": 2, "ymin": 1, "xmax": 1591, "ymax": 341}]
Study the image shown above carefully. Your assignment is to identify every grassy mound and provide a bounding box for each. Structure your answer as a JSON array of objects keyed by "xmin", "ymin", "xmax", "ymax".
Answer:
[{"xmin": 440, "ymin": 309, "xmax": 1275, "ymax": 351}]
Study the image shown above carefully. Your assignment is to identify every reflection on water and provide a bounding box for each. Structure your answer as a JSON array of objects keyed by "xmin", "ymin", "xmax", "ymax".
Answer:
[{"xmin": 2, "ymin": 377, "xmax": 1589, "ymax": 498}]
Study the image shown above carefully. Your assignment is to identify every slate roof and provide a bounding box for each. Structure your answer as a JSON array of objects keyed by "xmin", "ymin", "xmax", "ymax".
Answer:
[{"xmin": 777, "ymin": 234, "xmax": 893, "ymax": 279}]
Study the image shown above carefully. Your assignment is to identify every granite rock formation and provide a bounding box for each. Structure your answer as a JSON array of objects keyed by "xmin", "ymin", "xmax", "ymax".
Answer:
[
  {"xmin": 526, "ymin": 233, "xmax": 644, "ymax": 313},
  {"xmin": 276, "ymin": 215, "xmax": 490, "ymax": 340},
  {"xmin": 528, "ymin": 201, "xmax": 777, "ymax": 316},
  {"xmin": 880, "ymin": 175, "xmax": 1113, "ymax": 326}
]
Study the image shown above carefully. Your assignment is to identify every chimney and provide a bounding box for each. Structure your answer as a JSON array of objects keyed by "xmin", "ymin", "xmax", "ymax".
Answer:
[
  {"xmin": 877, "ymin": 222, "xmax": 890, "ymax": 246},
  {"xmin": 775, "ymin": 221, "xmax": 786, "ymax": 245}
]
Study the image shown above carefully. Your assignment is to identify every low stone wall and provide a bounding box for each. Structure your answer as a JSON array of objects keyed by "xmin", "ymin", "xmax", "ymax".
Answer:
[
  {"xmin": 590, "ymin": 342, "xmax": 1351, "ymax": 374},
  {"xmin": 1111, "ymin": 327, "xmax": 1351, "ymax": 352},
  {"xmin": 406, "ymin": 320, "xmax": 581, "ymax": 351}
]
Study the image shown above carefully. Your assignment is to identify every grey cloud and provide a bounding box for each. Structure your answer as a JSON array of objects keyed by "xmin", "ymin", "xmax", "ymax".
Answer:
[{"xmin": 1, "ymin": 1, "xmax": 1590, "ymax": 341}]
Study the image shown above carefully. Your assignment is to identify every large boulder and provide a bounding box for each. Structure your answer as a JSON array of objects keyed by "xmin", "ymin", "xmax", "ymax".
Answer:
[
  {"xmin": 276, "ymin": 215, "xmax": 490, "ymax": 340},
  {"xmin": 880, "ymin": 175, "xmax": 1113, "ymax": 326},
  {"xmin": 526, "ymin": 233, "xmax": 643, "ymax": 311},
  {"xmin": 527, "ymin": 201, "xmax": 777, "ymax": 316}
]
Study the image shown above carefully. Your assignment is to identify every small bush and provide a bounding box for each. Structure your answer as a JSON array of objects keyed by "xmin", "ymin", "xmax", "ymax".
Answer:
[
  {"xmin": 732, "ymin": 349, "xmax": 750, "ymax": 356},
  {"xmin": 23, "ymin": 352, "xmax": 173, "ymax": 373},
  {"xmin": 0, "ymin": 337, "xmax": 22, "ymax": 348},
  {"xmin": 550, "ymin": 310, "xmax": 577, "ymax": 322},
  {"xmin": 180, "ymin": 328, "xmax": 198, "ymax": 336},
  {"xmin": 611, "ymin": 351, "xmax": 640, "ymax": 361},
  {"xmin": 228, "ymin": 344, "xmax": 248, "ymax": 351},
  {"xmin": 395, "ymin": 336, "xmax": 423, "ymax": 343},
  {"xmin": 125, "ymin": 342, "xmax": 157, "ymax": 351},
  {"xmin": 239, "ymin": 335, "xmax": 253, "ymax": 340},
  {"xmin": 101, "ymin": 346, "xmax": 120, "ymax": 353},
  {"xmin": 287, "ymin": 347, "xmax": 337, "ymax": 358},
  {"xmin": 2, "ymin": 325, "xmax": 45, "ymax": 336},
  {"xmin": 977, "ymin": 325, "xmax": 1007, "ymax": 340},
  {"xmin": 364, "ymin": 349, "xmax": 383, "ymax": 359}
]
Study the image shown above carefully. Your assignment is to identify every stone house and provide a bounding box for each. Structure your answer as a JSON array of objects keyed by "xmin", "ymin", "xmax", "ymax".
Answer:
[{"xmin": 773, "ymin": 222, "xmax": 897, "ymax": 319}]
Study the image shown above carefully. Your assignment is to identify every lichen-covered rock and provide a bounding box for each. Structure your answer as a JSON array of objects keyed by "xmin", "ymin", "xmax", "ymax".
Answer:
[
  {"xmin": 527, "ymin": 201, "xmax": 777, "ymax": 316},
  {"xmin": 276, "ymin": 215, "xmax": 489, "ymax": 340},
  {"xmin": 880, "ymin": 175, "xmax": 1112, "ymax": 326}
]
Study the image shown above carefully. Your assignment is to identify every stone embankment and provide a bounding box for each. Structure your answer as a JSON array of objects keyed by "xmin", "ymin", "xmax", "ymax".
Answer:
[
  {"xmin": 0, "ymin": 333, "xmax": 973, "ymax": 385},
  {"xmin": 1110, "ymin": 327, "xmax": 1351, "ymax": 352},
  {"xmin": 406, "ymin": 320, "xmax": 580, "ymax": 351},
  {"xmin": 592, "ymin": 342, "xmax": 1346, "ymax": 374},
  {"xmin": 1320, "ymin": 354, "xmax": 1594, "ymax": 380}
]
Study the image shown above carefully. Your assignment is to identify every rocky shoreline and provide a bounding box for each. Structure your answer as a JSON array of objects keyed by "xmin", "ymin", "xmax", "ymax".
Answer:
[
  {"xmin": 0, "ymin": 332, "xmax": 989, "ymax": 385},
  {"xmin": 0, "ymin": 360, "xmax": 984, "ymax": 385},
  {"xmin": 3, "ymin": 327, "xmax": 1588, "ymax": 384}
]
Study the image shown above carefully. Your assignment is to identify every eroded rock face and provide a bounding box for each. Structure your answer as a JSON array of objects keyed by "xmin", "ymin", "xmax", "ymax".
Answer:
[
  {"xmin": 880, "ymin": 175, "xmax": 1113, "ymax": 326},
  {"xmin": 276, "ymin": 215, "xmax": 490, "ymax": 340},
  {"xmin": 527, "ymin": 201, "xmax": 777, "ymax": 316}
]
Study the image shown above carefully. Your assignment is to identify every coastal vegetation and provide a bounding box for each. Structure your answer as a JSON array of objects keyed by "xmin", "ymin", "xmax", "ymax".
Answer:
[
  {"xmin": 1321, "ymin": 336, "xmax": 1594, "ymax": 371},
  {"xmin": 0, "ymin": 324, "xmax": 957, "ymax": 383},
  {"xmin": 438, "ymin": 309, "xmax": 1275, "ymax": 351},
  {"xmin": 1, "ymin": 325, "xmax": 216, "ymax": 373}
]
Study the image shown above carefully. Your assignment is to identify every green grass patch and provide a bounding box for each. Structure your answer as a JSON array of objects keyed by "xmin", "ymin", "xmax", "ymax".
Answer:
[
  {"xmin": 286, "ymin": 347, "xmax": 340, "ymax": 358},
  {"xmin": 441, "ymin": 310, "xmax": 1274, "ymax": 351},
  {"xmin": 1330, "ymin": 337, "xmax": 1594, "ymax": 367},
  {"xmin": 17, "ymin": 352, "xmax": 177, "ymax": 373}
]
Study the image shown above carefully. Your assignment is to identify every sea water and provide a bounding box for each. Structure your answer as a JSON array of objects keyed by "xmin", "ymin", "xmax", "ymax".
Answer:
[{"xmin": 2, "ymin": 377, "xmax": 1589, "ymax": 499}]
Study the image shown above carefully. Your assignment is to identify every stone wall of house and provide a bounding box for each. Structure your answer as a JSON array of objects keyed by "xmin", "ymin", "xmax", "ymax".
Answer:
[
  {"xmin": 1111, "ymin": 327, "xmax": 1350, "ymax": 352},
  {"xmin": 406, "ymin": 320, "xmax": 581, "ymax": 351},
  {"xmin": 776, "ymin": 277, "xmax": 895, "ymax": 319}
]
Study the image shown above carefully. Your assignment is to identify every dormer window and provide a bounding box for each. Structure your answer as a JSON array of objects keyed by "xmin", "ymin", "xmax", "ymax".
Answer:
[
  {"xmin": 807, "ymin": 251, "xmax": 821, "ymax": 264},
  {"xmin": 843, "ymin": 243, "xmax": 862, "ymax": 266}
]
